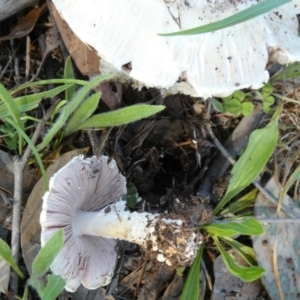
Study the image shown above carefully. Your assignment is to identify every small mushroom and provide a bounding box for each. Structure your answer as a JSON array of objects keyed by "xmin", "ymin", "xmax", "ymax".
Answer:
[
  {"xmin": 40, "ymin": 156, "xmax": 202, "ymax": 292},
  {"xmin": 51, "ymin": 0, "xmax": 300, "ymax": 98}
]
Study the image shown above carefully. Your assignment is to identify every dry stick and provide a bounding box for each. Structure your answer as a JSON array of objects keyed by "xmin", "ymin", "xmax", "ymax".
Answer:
[{"xmin": 10, "ymin": 100, "xmax": 60, "ymax": 295}]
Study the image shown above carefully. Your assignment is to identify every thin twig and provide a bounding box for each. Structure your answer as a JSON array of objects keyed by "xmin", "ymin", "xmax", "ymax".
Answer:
[{"xmin": 10, "ymin": 100, "xmax": 60, "ymax": 294}]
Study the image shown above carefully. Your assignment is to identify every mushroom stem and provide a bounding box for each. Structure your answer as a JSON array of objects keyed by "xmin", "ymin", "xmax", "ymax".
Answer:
[{"xmin": 73, "ymin": 201, "xmax": 202, "ymax": 266}]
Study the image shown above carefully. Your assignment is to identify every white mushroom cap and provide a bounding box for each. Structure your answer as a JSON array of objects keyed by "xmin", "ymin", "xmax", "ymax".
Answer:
[
  {"xmin": 52, "ymin": 0, "xmax": 300, "ymax": 98},
  {"xmin": 40, "ymin": 156, "xmax": 126, "ymax": 292}
]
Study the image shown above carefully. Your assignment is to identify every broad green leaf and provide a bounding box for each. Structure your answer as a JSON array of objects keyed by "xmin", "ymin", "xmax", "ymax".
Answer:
[
  {"xmin": 181, "ymin": 244, "xmax": 204, "ymax": 300},
  {"xmin": 214, "ymin": 107, "xmax": 280, "ymax": 214},
  {"xmin": 226, "ymin": 99, "xmax": 241, "ymax": 108},
  {"xmin": 263, "ymin": 95, "xmax": 275, "ymax": 104},
  {"xmin": 125, "ymin": 183, "xmax": 139, "ymax": 207},
  {"xmin": 5, "ymin": 118, "xmax": 48, "ymax": 190},
  {"xmin": 37, "ymin": 74, "xmax": 112, "ymax": 151},
  {"xmin": 32, "ymin": 230, "xmax": 64, "ymax": 278},
  {"xmin": 211, "ymin": 98, "xmax": 223, "ymax": 112},
  {"xmin": 159, "ymin": 0, "xmax": 291, "ymax": 36},
  {"xmin": 78, "ymin": 104, "xmax": 165, "ymax": 129},
  {"xmin": 262, "ymin": 82, "xmax": 274, "ymax": 94},
  {"xmin": 64, "ymin": 56, "xmax": 76, "ymax": 101},
  {"xmin": 204, "ymin": 218, "xmax": 264, "ymax": 237},
  {"xmin": 233, "ymin": 90, "xmax": 245, "ymax": 102},
  {"xmin": 65, "ymin": 92, "xmax": 101, "ymax": 135},
  {"xmin": 241, "ymin": 102, "xmax": 254, "ymax": 116},
  {"xmin": 41, "ymin": 274, "xmax": 65, "ymax": 300},
  {"xmin": 0, "ymin": 238, "xmax": 25, "ymax": 279},
  {"xmin": 220, "ymin": 236, "xmax": 258, "ymax": 266},
  {"xmin": 213, "ymin": 236, "xmax": 265, "ymax": 282}
]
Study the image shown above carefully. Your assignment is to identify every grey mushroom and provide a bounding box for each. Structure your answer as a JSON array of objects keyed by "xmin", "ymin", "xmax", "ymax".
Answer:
[{"xmin": 40, "ymin": 156, "xmax": 202, "ymax": 292}]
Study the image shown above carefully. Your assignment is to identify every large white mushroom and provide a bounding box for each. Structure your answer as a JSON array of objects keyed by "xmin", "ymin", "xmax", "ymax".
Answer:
[
  {"xmin": 40, "ymin": 156, "xmax": 202, "ymax": 292},
  {"xmin": 51, "ymin": 0, "xmax": 300, "ymax": 98}
]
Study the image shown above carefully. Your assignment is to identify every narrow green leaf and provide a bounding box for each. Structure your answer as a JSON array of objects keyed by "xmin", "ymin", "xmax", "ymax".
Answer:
[
  {"xmin": 0, "ymin": 83, "xmax": 24, "ymax": 153},
  {"xmin": 0, "ymin": 84, "xmax": 21, "ymax": 124},
  {"xmin": 220, "ymin": 236, "xmax": 258, "ymax": 266},
  {"xmin": 79, "ymin": 104, "xmax": 165, "ymax": 129},
  {"xmin": 65, "ymin": 92, "xmax": 101, "ymax": 135},
  {"xmin": 5, "ymin": 118, "xmax": 48, "ymax": 190},
  {"xmin": 220, "ymin": 188, "xmax": 258, "ymax": 215},
  {"xmin": 213, "ymin": 236, "xmax": 265, "ymax": 282},
  {"xmin": 214, "ymin": 107, "xmax": 280, "ymax": 214},
  {"xmin": 41, "ymin": 274, "xmax": 65, "ymax": 300},
  {"xmin": 279, "ymin": 164, "xmax": 300, "ymax": 205},
  {"xmin": 270, "ymin": 62, "xmax": 300, "ymax": 82},
  {"xmin": 0, "ymin": 238, "xmax": 25, "ymax": 279},
  {"xmin": 21, "ymin": 285, "xmax": 29, "ymax": 300},
  {"xmin": 10, "ymin": 79, "xmax": 88, "ymax": 95},
  {"xmin": 64, "ymin": 56, "xmax": 76, "ymax": 101},
  {"xmin": 181, "ymin": 244, "xmax": 204, "ymax": 300},
  {"xmin": 159, "ymin": 0, "xmax": 291, "ymax": 36},
  {"xmin": 37, "ymin": 74, "xmax": 111, "ymax": 151},
  {"xmin": 12, "ymin": 84, "xmax": 73, "ymax": 112},
  {"xmin": 204, "ymin": 218, "xmax": 264, "ymax": 236},
  {"xmin": 32, "ymin": 230, "xmax": 64, "ymax": 278}
]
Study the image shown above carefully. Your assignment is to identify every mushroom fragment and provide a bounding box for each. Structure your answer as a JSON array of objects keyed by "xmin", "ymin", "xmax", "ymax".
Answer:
[
  {"xmin": 51, "ymin": 0, "xmax": 300, "ymax": 98},
  {"xmin": 40, "ymin": 156, "xmax": 202, "ymax": 292}
]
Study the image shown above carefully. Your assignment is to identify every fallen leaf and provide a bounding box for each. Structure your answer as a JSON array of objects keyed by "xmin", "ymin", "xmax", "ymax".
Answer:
[
  {"xmin": 49, "ymin": 1, "xmax": 99, "ymax": 76},
  {"xmin": 253, "ymin": 176, "xmax": 300, "ymax": 300},
  {"xmin": 0, "ymin": 4, "xmax": 47, "ymax": 41}
]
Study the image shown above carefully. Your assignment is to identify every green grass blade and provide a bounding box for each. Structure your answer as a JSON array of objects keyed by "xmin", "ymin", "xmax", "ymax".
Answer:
[
  {"xmin": 78, "ymin": 104, "xmax": 165, "ymax": 129},
  {"xmin": 220, "ymin": 236, "xmax": 257, "ymax": 266},
  {"xmin": 0, "ymin": 238, "xmax": 25, "ymax": 279},
  {"xmin": 181, "ymin": 244, "xmax": 204, "ymax": 300},
  {"xmin": 64, "ymin": 56, "xmax": 76, "ymax": 101},
  {"xmin": 65, "ymin": 92, "xmax": 101, "ymax": 136},
  {"xmin": 0, "ymin": 85, "xmax": 72, "ymax": 119},
  {"xmin": 32, "ymin": 229, "xmax": 64, "ymax": 278},
  {"xmin": 36, "ymin": 74, "xmax": 112, "ymax": 151},
  {"xmin": 5, "ymin": 118, "xmax": 48, "ymax": 190},
  {"xmin": 213, "ymin": 236, "xmax": 265, "ymax": 282},
  {"xmin": 214, "ymin": 107, "xmax": 280, "ymax": 215},
  {"xmin": 10, "ymin": 79, "xmax": 88, "ymax": 95},
  {"xmin": 159, "ymin": 0, "xmax": 290, "ymax": 36},
  {"xmin": 204, "ymin": 218, "xmax": 264, "ymax": 237}
]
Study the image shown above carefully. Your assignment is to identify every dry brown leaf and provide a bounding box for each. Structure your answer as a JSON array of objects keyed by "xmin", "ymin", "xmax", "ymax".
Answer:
[
  {"xmin": 0, "ymin": 4, "xmax": 47, "ymax": 41},
  {"xmin": 48, "ymin": 1, "xmax": 99, "ymax": 76},
  {"xmin": 21, "ymin": 148, "xmax": 89, "ymax": 275}
]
